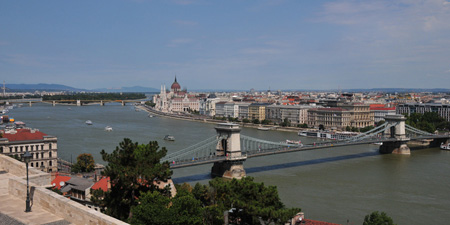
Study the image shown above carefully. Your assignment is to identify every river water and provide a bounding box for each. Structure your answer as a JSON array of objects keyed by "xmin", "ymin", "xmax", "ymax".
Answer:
[{"xmin": 8, "ymin": 103, "xmax": 450, "ymax": 224}]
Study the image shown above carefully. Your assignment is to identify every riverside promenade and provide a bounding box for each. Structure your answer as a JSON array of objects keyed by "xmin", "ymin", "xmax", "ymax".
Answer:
[{"xmin": 138, "ymin": 104, "xmax": 301, "ymax": 133}]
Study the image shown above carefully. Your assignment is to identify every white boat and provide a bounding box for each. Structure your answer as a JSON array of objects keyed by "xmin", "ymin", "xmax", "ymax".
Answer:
[
  {"xmin": 286, "ymin": 140, "xmax": 303, "ymax": 146},
  {"xmin": 85, "ymin": 120, "xmax": 93, "ymax": 125},
  {"xmin": 164, "ymin": 135, "xmax": 175, "ymax": 141},
  {"xmin": 372, "ymin": 142, "xmax": 383, "ymax": 146},
  {"xmin": 257, "ymin": 126, "xmax": 270, "ymax": 131},
  {"xmin": 105, "ymin": 126, "xmax": 113, "ymax": 131},
  {"xmin": 298, "ymin": 130, "xmax": 358, "ymax": 140},
  {"xmin": 148, "ymin": 114, "xmax": 155, "ymax": 118},
  {"xmin": 440, "ymin": 143, "xmax": 450, "ymax": 150}
]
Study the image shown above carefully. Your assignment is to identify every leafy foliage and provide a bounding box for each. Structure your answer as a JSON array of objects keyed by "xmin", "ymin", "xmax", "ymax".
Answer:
[
  {"xmin": 280, "ymin": 118, "xmax": 291, "ymax": 127},
  {"xmin": 195, "ymin": 177, "xmax": 300, "ymax": 225},
  {"xmin": 95, "ymin": 138, "xmax": 172, "ymax": 221},
  {"xmin": 363, "ymin": 211, "xmax": 395, "ymax": 225},
  {"xmin": 405, "ymin": 112, "xmax": 450, "ymax": 133},
  {"xmin": 71, "ymin": 153, "xmax": 95, "ymax": 173}
]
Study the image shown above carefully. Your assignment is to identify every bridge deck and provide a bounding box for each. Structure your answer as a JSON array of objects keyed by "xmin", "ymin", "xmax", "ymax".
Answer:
[{"xmin": 169, "ymin": 135, "xmax": 449, "ymax": 169}]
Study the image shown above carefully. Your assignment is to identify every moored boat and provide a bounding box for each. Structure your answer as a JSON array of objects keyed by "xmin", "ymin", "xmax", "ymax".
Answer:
[
  {"xmin": 257, "ymin": 126, "xmax": 270, "ymax": 131},
  {"xmin": 440, "ymin": 142, "xmax": 450, "ymax": 150}
]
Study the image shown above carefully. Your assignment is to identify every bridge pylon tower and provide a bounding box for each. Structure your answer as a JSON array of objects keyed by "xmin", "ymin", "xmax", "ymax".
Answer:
[
  {"xmin": 211, "ymin": 123, "xmax": 247, "ymax": 179},
  {"xmin": 380, "ymin": 114, "xmax": 410, "ymax": 154}
]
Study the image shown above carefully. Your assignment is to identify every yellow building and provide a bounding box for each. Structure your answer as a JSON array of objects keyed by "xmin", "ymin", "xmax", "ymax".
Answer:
[{"xmin": 248, "ymin": 103, "xmax": 271, "ymax": 121}]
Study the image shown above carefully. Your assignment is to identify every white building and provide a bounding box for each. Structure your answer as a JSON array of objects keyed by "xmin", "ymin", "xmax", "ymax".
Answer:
[
  {"xmin": 153, "ymin": 77, "xmax": 200, "ymax": 113},
  {"xmin": 0, "ymin": 127, "xmax": 58, "ymax": 172}
]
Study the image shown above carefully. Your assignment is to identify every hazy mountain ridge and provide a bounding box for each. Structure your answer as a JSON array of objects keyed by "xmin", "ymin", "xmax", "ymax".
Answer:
[{"xmin": 6, "ymin": 84, "xmax": 159, "ymax": 93}]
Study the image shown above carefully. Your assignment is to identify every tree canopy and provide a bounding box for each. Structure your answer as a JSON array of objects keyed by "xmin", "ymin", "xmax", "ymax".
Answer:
[
  {"xmin": 96, "ymin": 138, "xmax": 172, "ymax": 221},
  {"xmin": 363, "ymin": 211, "xmax": 396, "ymax": 225},
  {"xmin": 405, "ymin": 112, "xmax": 450, "ymax": 133},
  {"xmin": 71, "ymin": 153, "xmax": 95, "ymax": 173},
  {"xmin": 129, "ymin": 177, "xmax": 300, "ymax": 225}
]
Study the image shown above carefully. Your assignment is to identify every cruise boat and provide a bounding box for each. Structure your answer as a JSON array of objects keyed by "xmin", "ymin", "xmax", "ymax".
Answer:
[
  {"xmin": 85, "ymin": 120, "xmax": 93, "ymax": 125},
  {"xmin": 298, "ymin": 130, "xmax": 358, "ymax": 140},
  {"xmin": 441, "ymin": 142, "xmax": 450, "ymax": 150},
  {"xmin": 105, "ymin": 126, "xmax": 113, "ymax": 131},
  {"xmin": 164, "ymin": 135, "xmax": 175, "ymax": 141}
]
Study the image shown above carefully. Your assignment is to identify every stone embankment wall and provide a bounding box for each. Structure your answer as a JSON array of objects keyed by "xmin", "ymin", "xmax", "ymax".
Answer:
[{"xmin": 1, "ymin": 155, "xmax": 128, "ymax": 225}]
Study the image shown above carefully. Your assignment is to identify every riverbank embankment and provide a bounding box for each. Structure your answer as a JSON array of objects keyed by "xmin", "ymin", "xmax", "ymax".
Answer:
[{"xmin": 137, "ymin": 104, "xmax": 301, "ymax": 133}]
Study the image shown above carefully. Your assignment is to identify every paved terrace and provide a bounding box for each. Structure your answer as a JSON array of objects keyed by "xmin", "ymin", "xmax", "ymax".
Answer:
[{"xmin": 0, "ymin": 155, "xmax": 127, "ymax": 225}]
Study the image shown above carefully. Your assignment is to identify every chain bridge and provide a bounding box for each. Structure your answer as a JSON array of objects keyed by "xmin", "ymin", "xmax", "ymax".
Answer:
[{"xmin": 164, "ymin": 115, "xmax": 450, "ymax": 179}]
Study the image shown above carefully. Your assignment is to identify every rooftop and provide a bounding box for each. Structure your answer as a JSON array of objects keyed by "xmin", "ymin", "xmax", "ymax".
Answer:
[{"xmin": 1, "ymin": 128, "xmax": 51, "ymax": 142}]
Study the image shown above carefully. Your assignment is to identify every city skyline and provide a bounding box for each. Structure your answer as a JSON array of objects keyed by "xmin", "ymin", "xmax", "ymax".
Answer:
[{"xmin": 1, "ymin": 0, "xmax": 450, "ymax": 90}]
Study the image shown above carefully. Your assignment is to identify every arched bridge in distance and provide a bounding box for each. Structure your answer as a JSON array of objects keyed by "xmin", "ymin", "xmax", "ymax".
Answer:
[{"xmin": 163, "ymin": 114, "xmax": 450, "ymax": 179}]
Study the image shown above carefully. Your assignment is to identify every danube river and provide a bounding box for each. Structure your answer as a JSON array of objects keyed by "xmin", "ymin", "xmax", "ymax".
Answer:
[{"xmin": 8, "ymin": 103, "xmax": 450, "ymax": 224}]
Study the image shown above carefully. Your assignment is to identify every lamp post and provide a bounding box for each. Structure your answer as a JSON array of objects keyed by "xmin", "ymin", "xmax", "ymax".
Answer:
[{"xmin": 22, "ymin": 150, "xmax": 32, "ymax": 212}]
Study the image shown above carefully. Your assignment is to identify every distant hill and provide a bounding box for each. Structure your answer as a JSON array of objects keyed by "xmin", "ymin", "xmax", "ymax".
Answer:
[
  {"xmin": 6, "ymin": 83, "xmax": 86, "ymax": 92},
  {"xmin": 92, "ymin": 86, "xmax": 159, "ymax": 93},
  {"xmin": 5, "ymin": 84, "xmax": 159, "ymax": 93}
]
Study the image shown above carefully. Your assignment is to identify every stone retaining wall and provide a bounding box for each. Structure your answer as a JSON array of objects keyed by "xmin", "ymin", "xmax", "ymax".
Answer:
[
  {"xmin": 2, "ymin": 155, "xmax": 127, "ymax": 225},
  {"xmin": 8, "ymin": 177, "xmax": 127, "ymax": 225}
]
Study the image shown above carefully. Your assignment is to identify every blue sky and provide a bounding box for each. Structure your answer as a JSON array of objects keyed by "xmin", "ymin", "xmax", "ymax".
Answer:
[{"xmin": 1, "ymin": 0, "xmax": 450, "ymax": 90}]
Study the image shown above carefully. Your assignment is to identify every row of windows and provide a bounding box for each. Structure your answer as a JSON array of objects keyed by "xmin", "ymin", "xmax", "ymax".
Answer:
[{"xmin": 0, "ymin": 144, "xmax": 53, "ymax": 154}]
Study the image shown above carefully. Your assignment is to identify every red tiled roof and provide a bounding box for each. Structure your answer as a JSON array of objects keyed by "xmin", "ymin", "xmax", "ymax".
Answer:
[
  {"xmin": 370, "ymin": 107, "xmax": 396, "ymax": 111},
  {"xmin": 2, "ymin": 129, "xmax": 48, "ymax": 142},
  {"xmin": 51, "ymin": 175, "xmax": 71, "ymax": 189},
  {"xmin": 92, "ymin": 177, "xmax": 110, "ymax": 192}
]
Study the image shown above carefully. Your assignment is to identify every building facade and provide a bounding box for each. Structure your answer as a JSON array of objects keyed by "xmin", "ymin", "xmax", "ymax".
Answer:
[
  {"xmin": 266, "ymin": 105, "xmax": 312, "ymax": 126},
  {"xmin": 307, "ymin": 108, "xmax": 352, "ymax": 130},
  {"xmin": 339, "ymin": 103, "xmax": 374, "ymax": 128},
  {"xmin": 248, "ymin": 103, "xmax": 271, "ymax": 121},
  {"xmin": 0, "ymin": 127, "xmax": 58, "ymax": 172},
  {"xmin": 153, "ymin": 77, "xmax": 200, "ymax": 113}
]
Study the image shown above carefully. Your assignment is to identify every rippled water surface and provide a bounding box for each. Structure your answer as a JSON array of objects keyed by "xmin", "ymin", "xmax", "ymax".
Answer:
[{"xmin": 8, "ymin": 103, "xmax": 450, "ymax": 224}]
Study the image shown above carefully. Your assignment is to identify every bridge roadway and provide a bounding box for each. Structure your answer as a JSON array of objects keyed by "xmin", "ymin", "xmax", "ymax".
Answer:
[{"xmin": 169, "ymin": 134, "xmax": 449, "ymax": 169}]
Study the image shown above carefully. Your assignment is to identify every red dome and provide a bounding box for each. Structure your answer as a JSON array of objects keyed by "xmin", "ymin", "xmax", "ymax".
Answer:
[{"xmin": 171, "ymin": 77, "xmax": 181, "ymax": 90}]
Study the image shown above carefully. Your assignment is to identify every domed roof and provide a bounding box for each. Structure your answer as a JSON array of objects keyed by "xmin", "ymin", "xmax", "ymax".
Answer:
[{"xmin": 171, "ymin": 77, "xmax": 181, "ymax": 90}]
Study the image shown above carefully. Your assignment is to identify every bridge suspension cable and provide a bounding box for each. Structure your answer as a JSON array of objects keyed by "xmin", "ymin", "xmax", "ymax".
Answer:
[
  {"xmin": 345, "ymin": 123, "xmax": 393, "ymax": 142},
  {"xmin": 405, "ymin": 124, "xmax": 434, "ymax": 136},
  {"xmin": 163, "ymin": 135, "xmax": 218, "ymax": 162}
]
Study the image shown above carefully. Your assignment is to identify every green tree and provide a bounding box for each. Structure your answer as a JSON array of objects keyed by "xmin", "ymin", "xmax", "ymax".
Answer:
[
  {"xmin": 206, "ymin": 177, "xmax": 300, "ymax": 225},
  {"xmin": 261, "ymin": 119, "xmax": 271, "ymax": 125},
  {"xmin": 363, "ymin": 211, "xmax": 395, "ymax": 225},
  {"xmin": 280, "ymin": 118, "xmax": 291, "ymax": 127},
  {"xmin": 360, "ymin": 126, "xmax": 374, "ymax": 133},
  {"xmin": 96, "ymin": 138, "xmax": 173, "ymax": 221},
  {"xmin": 252, "ymin": 119, "xmax": 260, "ymax": 124},
  {"xmin": 298, "ymin": 123, "xmax": 308, "ymax": 128},
  {"xmin": 130, "ymin": 188, "xmax": 204, "ymax": 225},
  {"xmin": 346, "ymin": 126, "xmax": 351, "ymax": 131},
  {"xmin": 242, "ymin": 118, "xmax": 250, "ymax": 123},
  {"xmin": 71, "ymin": 153, "xmax": 95, "ymax": 173}
]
